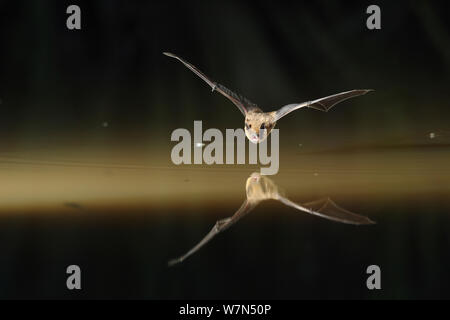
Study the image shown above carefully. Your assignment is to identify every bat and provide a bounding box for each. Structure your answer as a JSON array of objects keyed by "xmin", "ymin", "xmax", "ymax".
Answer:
[
  {"xmin": 163, "ymin": 52, "xmax": 373, "ymax": 143},
  {"xmin": 168, "ymin": 172, "xmax": 375, "ymax": 266}
]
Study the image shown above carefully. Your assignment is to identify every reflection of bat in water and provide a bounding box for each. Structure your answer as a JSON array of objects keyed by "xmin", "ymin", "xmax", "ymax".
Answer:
[
  {"xmin": 168, "ymin": 172, "xmax": 374, "ymax": 266},
  {"xmin": 163, "ymin": 52, "xmax": 373, "ymax": 143}
]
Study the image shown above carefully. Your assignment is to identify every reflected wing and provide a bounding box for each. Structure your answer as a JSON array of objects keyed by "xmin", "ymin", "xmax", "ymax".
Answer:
[
  {"xmin": 278, "ymin": 196, "xmax": 375, "ymax": 225},
  {"xmin": 274, "ymin": 89, "xmax": 373, "ymax": 121},
  {"xmin": 163, "ymin": 52, "xmax": 259, "ymax": 116},
  {"xmin": 168, "ymin": 200, "xmax": 257, "ymax": 266}
]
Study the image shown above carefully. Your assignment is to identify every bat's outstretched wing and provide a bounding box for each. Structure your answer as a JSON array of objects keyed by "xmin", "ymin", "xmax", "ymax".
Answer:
[
  {"xmin": 163, "ymin": 52, "xmax": 259, "ymax": 116},
  {"xmin": 278, "ymin": 196, "xmax": 375, "ymax": 225},
  {"xmin": 274, "ymin": 89, "xmax": 373, "ymax": 121},
  {"xmin": 168, "ymin": 200, "xmax": 257, "ymax": 266}
]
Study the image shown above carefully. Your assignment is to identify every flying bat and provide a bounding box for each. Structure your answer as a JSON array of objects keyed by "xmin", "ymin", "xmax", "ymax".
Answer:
[
  {"xmin": 163, "ymin": 52, "xmax": 373, "ymax": 143},
  {"xmin": 168, "ymin": 172, "xmax": 375, "ymax": 266}
]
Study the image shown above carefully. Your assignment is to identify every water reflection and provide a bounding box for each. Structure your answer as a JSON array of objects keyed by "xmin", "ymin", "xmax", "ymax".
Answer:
[{"xmin": 169, "ymin": 172, "xmax": 374, "ymax": 266}]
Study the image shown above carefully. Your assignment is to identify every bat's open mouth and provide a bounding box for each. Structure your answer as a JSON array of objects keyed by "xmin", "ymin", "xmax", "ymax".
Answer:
[{"xmin": 245, "ymin": 126, "xmax": 260, "ymax": 143}]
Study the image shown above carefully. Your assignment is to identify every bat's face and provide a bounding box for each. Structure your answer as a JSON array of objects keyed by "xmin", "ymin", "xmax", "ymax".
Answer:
[
  {"xmin": 244, "ymin": 112, "xmax": 276, "ymax": 144},
  {"xmin": 245, "ymin": 125, "xmax": 270, "ymax": 143}
]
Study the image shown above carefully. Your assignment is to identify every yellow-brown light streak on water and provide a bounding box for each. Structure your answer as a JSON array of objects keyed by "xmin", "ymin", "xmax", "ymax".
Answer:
[{"xmin": 0, "ymin": 146, "xmax": 449, "ymax": 214}]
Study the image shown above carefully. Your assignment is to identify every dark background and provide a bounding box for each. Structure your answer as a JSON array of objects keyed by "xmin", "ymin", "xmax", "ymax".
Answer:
[
  {"xmin": 1, "ymin": 0, "xmax": 449, "ymax": 144},
  {"xmin": 0, "ymin": 0, "xmax": 449, "ymax": 299}
]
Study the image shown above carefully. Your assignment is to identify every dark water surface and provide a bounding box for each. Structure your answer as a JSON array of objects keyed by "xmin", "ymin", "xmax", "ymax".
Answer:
[{"xmin": 0, "ymin": 199, "xmax": 449, "ymax": 299}]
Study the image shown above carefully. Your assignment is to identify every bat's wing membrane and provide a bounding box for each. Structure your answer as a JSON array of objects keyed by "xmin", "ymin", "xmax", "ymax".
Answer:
[
  {"xmin": 278, "ymin": 196, "xmax": 375, "ymax": 225},
  {"xmin": 163, "ymin": 52, "xmax": 259, "ymax": 116},
  {"xmin": 168, "ymin": 199, "xmax": 257, "ymax": 266},
  {"xmin": 275, "ymin": 89, "xmax": 373, "ymax": 121}
]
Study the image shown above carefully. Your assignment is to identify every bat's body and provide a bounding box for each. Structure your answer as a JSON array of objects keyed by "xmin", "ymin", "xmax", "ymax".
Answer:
[
  {"xmin": 168, "ymin": 172, "xmax": 374, "ymax": 266},
  {"xmin": 163, "ymin": 52, "xmax": 373, "ymax": 143}
]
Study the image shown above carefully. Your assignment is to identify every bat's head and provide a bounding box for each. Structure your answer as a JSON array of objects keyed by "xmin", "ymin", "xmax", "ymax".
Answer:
[{"xmin": 244, "ymin": 113, "xmax": 276, "ymax": 144}]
